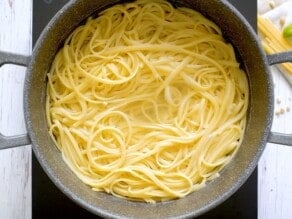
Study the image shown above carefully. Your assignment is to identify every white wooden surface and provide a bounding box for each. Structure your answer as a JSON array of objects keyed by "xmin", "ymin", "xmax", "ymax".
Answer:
[
  {"xmin": 0, "ymin": 0, "xmax": 292, "ymax": 219},
  {"xmin": 258, "ymin": 66, "xmax": 292, "ymax": 219},
  {"xmin": 0, "ymin": 0, "xmax": 32, "ymax": 219},
  {"xmin": 257, "ymin": 1, "xmax": 292, "ymax": 219}
]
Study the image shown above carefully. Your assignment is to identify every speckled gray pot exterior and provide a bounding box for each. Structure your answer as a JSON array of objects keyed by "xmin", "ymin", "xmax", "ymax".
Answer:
[{"xmin": 24, "ymin": 0, "xmax": 273, "ymax": 218}]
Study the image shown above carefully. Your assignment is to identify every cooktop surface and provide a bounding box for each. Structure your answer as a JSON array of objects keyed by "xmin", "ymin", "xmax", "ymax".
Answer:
[{"xmin": 32, "ymin": 1, "xmax": 257, "ymax": 218}]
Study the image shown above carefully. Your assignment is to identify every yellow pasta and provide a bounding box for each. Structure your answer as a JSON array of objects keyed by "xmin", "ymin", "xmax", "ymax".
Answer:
[
  {"xmin": 258, "ymin": 15, "xmax": 292, "ymax": 74},
  {"xmin": 46, "ymin": 0, "xmax": 249, "ymax": 203}
]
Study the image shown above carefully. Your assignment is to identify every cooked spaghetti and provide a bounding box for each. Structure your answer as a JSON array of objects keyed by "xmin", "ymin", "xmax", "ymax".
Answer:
[{"xmin": 46, "ymin": 0, "xmax": 249, "ymax": 203}]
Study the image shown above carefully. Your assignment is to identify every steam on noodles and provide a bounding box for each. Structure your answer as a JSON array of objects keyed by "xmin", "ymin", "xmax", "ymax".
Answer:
[{"xmin": 46, "ymin": 0, "xmax": 249, "ymax": 203}]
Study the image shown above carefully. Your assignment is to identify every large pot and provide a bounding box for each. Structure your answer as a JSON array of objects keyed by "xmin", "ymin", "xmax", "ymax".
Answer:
[{"xmin": 1, "ymin": 0, "xmax": 292, "ymax": 218}]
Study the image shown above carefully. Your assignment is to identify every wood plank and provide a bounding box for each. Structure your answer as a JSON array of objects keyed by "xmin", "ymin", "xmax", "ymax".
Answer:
[
  {"xmin": 0, "ymin": 0, "xmax": 32, "ymax": 218},
  {"xmin": 258, "ymin": 65, "xmax": 292, "ymax": 219}
]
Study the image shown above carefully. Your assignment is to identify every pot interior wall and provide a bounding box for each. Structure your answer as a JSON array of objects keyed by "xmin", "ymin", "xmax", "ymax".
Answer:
[{"xmin": 25, "ymin": 0, "xmax": 273, "ymax": 218}]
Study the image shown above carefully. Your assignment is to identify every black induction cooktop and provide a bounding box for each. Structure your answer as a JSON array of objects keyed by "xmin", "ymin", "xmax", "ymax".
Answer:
[{"xmin": 32, "ymin": 1, "xmax": 257, "ymax": 218}]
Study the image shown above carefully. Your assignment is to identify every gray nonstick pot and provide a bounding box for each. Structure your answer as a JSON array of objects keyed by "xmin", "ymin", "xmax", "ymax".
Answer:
[{"xmin": 1, "ymin": 0, "xmax": 292, "ymax": 218}]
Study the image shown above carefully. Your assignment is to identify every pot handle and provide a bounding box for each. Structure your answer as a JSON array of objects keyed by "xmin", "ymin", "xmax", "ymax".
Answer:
[
  {"xmin": 0, "ymin": 51, "xmax": 31, "ymax": 150},
  {"xmin": 267, "ymin": 51, "xmax": 292, "ymax": 65},
  {"xmin": 267, "ymin": 51, "xmax": 292, "ymax": 146},
  {"xmin": 0, "ymin": 51, "xmax": 30, "ymax": 67},
  {"xmin": 0, "ymin": 134, "xmax": 31, "ymax": 150},
  {"xmin": 268, "ymin": 132, "xmax": 292, "ymax": 146}
]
